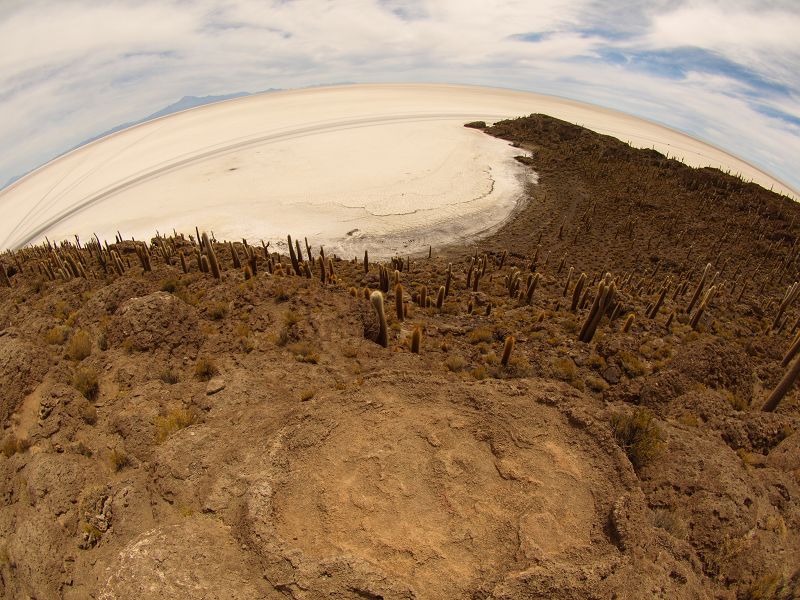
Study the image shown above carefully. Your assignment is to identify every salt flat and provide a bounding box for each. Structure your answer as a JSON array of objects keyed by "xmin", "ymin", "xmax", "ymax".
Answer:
[{"xmin": 0, "ymin": 83, "xmax": 792, "ymax": 255}]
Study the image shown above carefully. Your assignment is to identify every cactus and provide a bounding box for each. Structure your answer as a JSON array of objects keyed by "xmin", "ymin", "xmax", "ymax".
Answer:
[
  {"xmin": 579, "ymin": 278, "xmax": 617, "ymax": 343},
  {"xmin": 686, "ymin": 263, "xmax": 711, "ymax": 314},
  {"xmin": 524, "ymin": 273, "xmax": 540, "ymax": 305},
  {"xmin": 772, "ymin": 281, "xmax": 800, "ymax": 331},
  {"xmin": 436, "ymin": 286, "xmax": 445, "ymax": 309},
  {"xmin": 570, "ymin": 273, "xmax": 586, "ymax": 312},
  {"xmin": 563, "ymin": 266, "xmax": 574, "ymax": 297},
  {"xmin": 370, "ymin": 291, "xmax": 388, "ymax": 348},
  {"xmin": 244, "ymin": 265, "xmax": 253, "ymax": 280},
  {"xmin": 410, "ymin": 325, "xmax": 422, "ymax": 353},
  {"xmin": 763, "ymin": 352, "xmax": 800, "ymax": 412},
  {"xmin": 364, "ymin": 250, "xmax": 369, "ymax": 274},
  {"xmin": 230, "ymin": 242, "xmax": 241, "ymax": 269},
  {"xmin": 419, "ymin": 285, "xmax": 427, "ymax": 308},
  {"xmin": 0, "ymin": 263, "xmax": 9, "ymax": 287},
  {"xmin": 202, "ymin": 233, "xmax": 221, "ymax": 279},
  {"xmin": 647, "ymin": 279, "xmax": 670, "ymax": 319},
  {"xmin": 180, "ymin": 252, "xmax": 188, "ymax": 274},
  {"xmin": 287, "ymin": 235, "xmax": 301, "ymax": 276},
  {"xmin": 622, "ymin": 313, "xmax": 635, "ymax": 333},
  {"xmin": 501, "ymin": 335, "xmax": 515, "ymax": 367},
  {"xmin": 395, "ymin": 284, "xmax": 404, "ymax": 321},
  {"xmin": 665, "ymin": 311, "xmax": 675, "ymax": 331},
  {"xmin": 690, "ymin": 285, "xmax": 716, "ymax": 330}
]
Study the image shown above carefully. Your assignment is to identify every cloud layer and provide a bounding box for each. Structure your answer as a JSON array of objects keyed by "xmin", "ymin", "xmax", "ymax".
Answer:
[{"xmin": 1, "ymin": 0, "xmax": 799, "ymax": 192}]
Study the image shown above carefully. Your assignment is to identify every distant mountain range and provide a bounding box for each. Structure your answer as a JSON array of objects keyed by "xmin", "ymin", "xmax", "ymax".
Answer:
[{"xmin": 2, "ymin": 89, "xmax": 280, "ymax": 190}]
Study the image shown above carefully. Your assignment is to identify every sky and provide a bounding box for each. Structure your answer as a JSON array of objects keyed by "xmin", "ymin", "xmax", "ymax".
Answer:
[{"xmin": 1, "ymin": 0, "xmax": 799, "ymax": 193}]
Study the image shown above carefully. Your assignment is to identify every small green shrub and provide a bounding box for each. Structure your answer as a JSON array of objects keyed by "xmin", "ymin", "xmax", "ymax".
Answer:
[{"xmin": 610, "ymin": 408, "xmax": 664, "ymax": 471}]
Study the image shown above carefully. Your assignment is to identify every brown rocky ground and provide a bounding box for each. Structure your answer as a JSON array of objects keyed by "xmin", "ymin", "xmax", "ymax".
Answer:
[{"xmin": 1, "ymin": 115, "xmax": 799, "ymax": 599}]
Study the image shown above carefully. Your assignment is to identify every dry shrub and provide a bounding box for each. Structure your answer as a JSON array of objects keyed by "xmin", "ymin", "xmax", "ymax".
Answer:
[
  {"xmin": 287, "ymin": 342, "xmax": 320, "ymax": 364},
  {"xmin": 468, "ymin": 327, "xmax": 494, "ymax": 344},
  {"xmin": 155, "ymin": 408, "xmax": 197, "ymax": 443},
  {"xmin": 109, "ymin": 448, "xmax": 131, "ymax": 471},
  {"xmin": 44, "ymin": 326, "xmax": 69, "ymax": 345},
  {"xmin": 160, "ymin": 278, "xmax": 179, "ymax": 293},
  {"xmin": 1, "ymin": 434, "xmax": 30, "ymax": 458},
  {"xmin": 552, "ymin": 356, "xmax": 579, "ymax": 382},
  {"xmin": 610, "ymin": 408, "xmax": 664, "ymax": 471},
  {"xmin": 741, "ymin": 572, "xmax": 798, "ymax": 600},
  {"xmin": 80, "ymin": 403, "xmax": 98, "ymax": 425},
  {"xmin": 445, "ymin": 355, "xmax": 467, "ymax": 372},
  {"xmin": 651, "ymin": 507, "xmax": 687, "ymax": 539},
  {"xmin": 72, "ymin": 367, "xmax": 99, "ymax": 400},
  {"xmin": 617, "ymin": 350, "xmax": 647, "ymax": 377},
  {"xmin": 300, "ymin": 389, "xmax": 315, "ymax": 401},
  {"xmin": 194, "ymin": 356, "xmax": 218, "ymax": 381},
  {"xmin": 471, "ymin": 365, "xmax": 489, "ymax": 380},
  {"xmin": 66, "ymin": 329, "xmax": 92, "ymax": 361},
  {"xmin": 159, "ymin": 368, "xmax": 179, "ymax": 384},
  {"xmin": 206, "ymin": 301, "xmax": 228, "ymax": 321}
]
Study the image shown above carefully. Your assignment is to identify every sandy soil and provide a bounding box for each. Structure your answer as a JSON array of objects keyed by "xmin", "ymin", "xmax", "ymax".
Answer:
[
  {"xmin": 1, "ymin": 84, "xmax": 794, "ymax": 254},
  {"xmin": 0, "ymin": 114, "xmax": 799, "ymax": 599}
]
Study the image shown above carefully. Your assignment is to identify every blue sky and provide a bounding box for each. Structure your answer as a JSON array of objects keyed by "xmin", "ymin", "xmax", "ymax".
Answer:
[{"xmin": 1, "ymin": 0, "xmax": 799, "ymax": 192}]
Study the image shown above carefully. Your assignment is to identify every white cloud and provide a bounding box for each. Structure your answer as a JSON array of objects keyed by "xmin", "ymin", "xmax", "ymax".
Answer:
[{"xmin": 0, "ymin": 0, "xmax": 798, "ymax": 192}]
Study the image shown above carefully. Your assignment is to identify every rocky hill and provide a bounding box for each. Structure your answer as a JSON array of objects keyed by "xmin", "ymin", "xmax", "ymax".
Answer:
[{"xmin": 0, "ymin": 115, "xmax": 798, "ymax": 599}]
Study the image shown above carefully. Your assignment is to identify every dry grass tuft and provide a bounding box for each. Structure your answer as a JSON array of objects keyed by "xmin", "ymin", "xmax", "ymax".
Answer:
[
  {"xmin": 194, "ymin": 356, "xmax": 218, "ymax": 381},
  {"xmin": 287, "ymin": 342, "xmax": 320, "ymax": 364},
  {"xmin": 44, "ymin": 325, "xmax": 69, "ymax": 345},
  {"xmin": 610, "ymin": 408, "xmax": 664, "ymax": 471},
  {"xmin": 1, "ymin": 434, "xmax": 30, "ymax": 458},
  {"xmin": 72, "ymin": 367, "xmax": 99, "ymax": 400},
  {"xmin": 66, "ymin": 329, "xmax": 92, "ymax": 361},
  {"xmin": 109, "ymin": 448, "xmax": 131, "ymax": 471},
  {"xmin": 445, "ymin": 355, "xmax": 468, "ymax": 372},
  {"xmin": 155, "ymin": 408, "xmax": 197, "ymax": 443}
]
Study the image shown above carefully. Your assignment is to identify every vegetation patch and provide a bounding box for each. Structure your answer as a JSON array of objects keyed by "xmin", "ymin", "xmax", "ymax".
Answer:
[
  {"xmin": 610, "ymin": 408, "xmax": 664, "ymax": 471},
  {"xmin": 155, "ymin": 408, "xmax": 197, "ymax": 443}
]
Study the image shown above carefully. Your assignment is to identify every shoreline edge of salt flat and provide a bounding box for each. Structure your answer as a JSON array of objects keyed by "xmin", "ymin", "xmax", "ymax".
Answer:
[{"xmin": 0, "ymin": 83, "xmax": 794, "ymax": 256}]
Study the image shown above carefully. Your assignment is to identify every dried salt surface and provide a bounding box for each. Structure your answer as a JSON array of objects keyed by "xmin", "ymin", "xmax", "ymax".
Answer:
[{"xmin": 1, "ymin": 83, "xmax": 793, "ymax": 255}]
